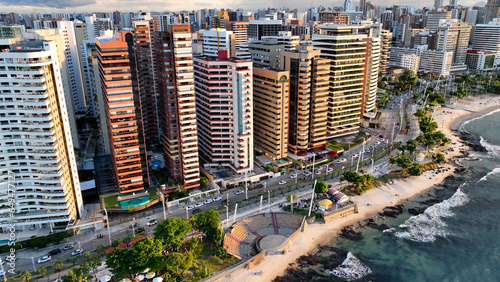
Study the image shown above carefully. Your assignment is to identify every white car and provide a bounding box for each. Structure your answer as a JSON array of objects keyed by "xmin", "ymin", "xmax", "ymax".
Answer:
[
  {"xmin": 187, "ymin": 205, "xmax": 195, "ymax": 210},
  {"xmin": 71, "ymin": 249, "xmax": 84, "ymax": 256},
  {"xmin": 203, "ymin": 198, "xmax": 213, "ymax": 204},
  {"xmin": 303, "ymin": 171, "xmax": 311, "ymax": 175},
  {"xmin": 0, "ymin": 270, "xmax": 3, "ymax": 276},
  {"xmin": 316, "ymin": 170, "xmax": 321, "ymax": 175},
  {"xmin": 195, "ymin": 202, "xmax": 204, "ymax": 208},
  {"xmin": 279, "ymin": 180, "xmax": 287, "ymax": 185},
  {"xmin": 341, "ymin": 158, "xmax": 347, "ymax": 162},
  {"xmin": 38, "ymin": 256, "xmax": 52, "ymax": 263},
  {"xmin": 147, "ymin": 219, "xmax": 157, "ymax": 226},
  {"xmin": 336, "ymin": 159, "xmax": 341, "ymax": 164},
  {"xmin": 213, "ymin": 196, "xmax": 223, "ymax": 201},
  {"xmin": 326, "ymin": 168, "xmax": 333, "ymax": 173},
  {"xmin": 290, "ymin": 174, "xmax": 297, "ymax": 179},
  {"xmin": 235, "ymin": 190, "xmax": 244, "ymax": 195}
]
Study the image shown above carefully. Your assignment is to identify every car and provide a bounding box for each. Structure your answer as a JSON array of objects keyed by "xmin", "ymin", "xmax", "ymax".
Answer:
[
  {"xmin": 192, "ymin": 208, "xmax": 202, "ymax": 215},
  {"xmin": 316, "ymin": 170, "xmax": 321, "ymax": 175},
  {"xmin": 279, "ymin": 180, "xmax": 287, "ymax": 185},
  {"xmin": 0, "ymin": 270, "xmax": 4, "ymax": 276},
  {"xmin": 336, "ymin": 159, "xmax": 341, "ymax": 164},
  {"xmin": 63, "ymin": 244, "xmax": 74, "ymax": 251},
  {"xmin": 256, "ymin": 184, "xmax": 264, "ymax": 189},
  {"xmin": 204, "ymin": 198, "xmax": 213, "ymax": 204},
  {"xmin": 147, "ymin": 219, "xmax": 157, "ymax": 226},
  {"xmin": 195, "ymin": 202, "xmax": 204, "ymax": 207},
  {"xmin": 213, "ymin": 196, "xmax": 223, "ymax": 201},
  {"xmin": 326, "ymin": 168, "xmax": 333, "ymax": 173},
  {"xmin": 135, "ymin": 227, "xmax": 145, "ymax": 234},
  {"xmin": 38, "ymin": 256, "xmax": 52, "ymax": 263},
  {"xmin": 290, "ymin": 174, "xmax": 297, "ymax": 179},
  {"xmin": 235, "ymin": 190, "xmax": 244, "ymax": 195},
  {"xmin": 71, "ymin": 249, "xmax": 84, "ymax": 256},
  {"xmin": 48, "ymin": 249, "xmax": 61, "ymax": 256},
  {"xmin": 187, "ymin": 205, "xmax": 195, "ymax": 210},
  {"xmin": 129, "ymin": 222, "xmax": 138, "ymax": 229},
  {"xmin": 341, "ymin": 158, "xmax": 347, "ymax": 162}
]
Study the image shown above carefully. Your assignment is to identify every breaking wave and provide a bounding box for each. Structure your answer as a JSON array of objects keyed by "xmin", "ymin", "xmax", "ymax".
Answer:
[
  {"xmin": 478, "ymin": 168, "xmax": 500, "ymax": 182},
  {"xmin": 326, "ymin": 252, "xmax": 372, "ymax": 280},
  {"xmin": 459, "ymin": 109, "xmax": 500, "ymax": 132},
  {"xmin": 479, "ymin": 136, "xmax": 500, "ymax": 157},
  {"xmin": 394, "ymin": 187, "xmax": 469, "ymax": 243}
]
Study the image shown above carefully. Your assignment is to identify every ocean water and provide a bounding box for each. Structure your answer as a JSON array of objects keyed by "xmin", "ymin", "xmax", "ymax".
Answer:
[{"xmin": 275, "ymin": 110, "xmax": 500, "ymax": 282}]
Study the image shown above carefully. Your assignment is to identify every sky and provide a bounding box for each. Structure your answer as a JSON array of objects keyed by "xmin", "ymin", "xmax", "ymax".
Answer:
[{"xmin": 0, "ymin": 0, "xmax": 486, "ymax": 13}]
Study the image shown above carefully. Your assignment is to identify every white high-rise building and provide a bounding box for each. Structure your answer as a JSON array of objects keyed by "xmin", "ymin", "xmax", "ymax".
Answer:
[
  {"xmin": 200, "ymin": 28, "xmax": 235, "ymax": 58},
  {"xmin": 194, "ymin": 52, "xmax": 254, "ymax": 174},
  {"xmin": 0, "ymin": 40, "xmax": 84, "ymax": 231}
]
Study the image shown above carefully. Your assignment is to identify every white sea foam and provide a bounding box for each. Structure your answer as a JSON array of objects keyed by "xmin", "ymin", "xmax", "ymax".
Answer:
[
  {"xmin": 479, "ymin": 136, "xmax": 500, "ymax": 157},
  {"xmin": 394, "ymin": 187, "xmax": 469, "ymax": 243},
  {"xmin": 326, "ymin": 252, "xmax": 372, "ymax": 280},
  {"xmin": 459, "ymin": 108, "xmax": 500, "ymax": 132},
  {"xmin": 478, "ymin": 168, "xmax": 500, "ymax": 182},
  {"xmin": 382, "ymin": 228, "xmax": 395, "ymax": 233}
]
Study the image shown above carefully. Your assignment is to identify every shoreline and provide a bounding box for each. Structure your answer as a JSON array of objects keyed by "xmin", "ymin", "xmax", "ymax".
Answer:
[{"xmin": 218, "ymin": 94, "xmax": 500, "ymax": 282}]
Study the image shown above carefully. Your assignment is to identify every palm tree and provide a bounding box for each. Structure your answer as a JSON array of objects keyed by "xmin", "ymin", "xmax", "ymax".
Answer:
[
  {"xmin": 20, "ymin": 270, "xmax": 31, "ymax": 282},
  {"xmin": 84, "ymin": 252, "xmax": 92, "ymax": 261},
  {"xmin": 37, "ymin": 267, "xmax": 47, "ymax": 277},
  {"xmin": 55, "ymin": 262, "xmax": 63, "ymax": 272}
]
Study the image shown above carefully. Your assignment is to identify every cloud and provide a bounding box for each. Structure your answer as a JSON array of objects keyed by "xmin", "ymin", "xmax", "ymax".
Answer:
[{"xmin": 0, "ymin": 0, "xmax": 96, "ymax": 8}]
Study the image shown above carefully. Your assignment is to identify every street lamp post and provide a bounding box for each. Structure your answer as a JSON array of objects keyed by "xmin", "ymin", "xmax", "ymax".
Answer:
[
  {"xmin": 101, "ymin": 198, "xmax": 112, "ymax": 246},
  {"xmin": 361, "ymin": 137, "xmax": 366, "ymax": 162},
  {"xmin": 31, "ymin": 257, "xmax": 36, "ymax": 272},
  {"xmin": 311, "ymin": 152, "xmax": 316, "ymax": 179},
  {"xmin": 225, "ymin": 205, "xmax": 229, "ymax": 228},
  {"xmin": 185, "ymin": 206, "xmax": 188, "ymax": 220},
  {"xmin": 131, "ymin": 218, "xmax": 135, "ymax": 236}
]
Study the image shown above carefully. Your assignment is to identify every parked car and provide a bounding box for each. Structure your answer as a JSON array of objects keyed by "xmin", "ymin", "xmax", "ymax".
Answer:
[
  {"xmin": 63, "ymin": 244, "xmax": 74, "ymax": 251},
  {"xmin": 341, "ymin": 158, "xmax": 347, "ymax": 162},
  {"xmin": 336, "ymin": 159, "xmax": 341, "ymax": 164},
  {"xmin": 235, "ymin": 190, "xmax": 244, "ymax": 195},
  {"xmin": 192, "ymin": 209, "xmax": 202, "ymax": 215},
  {"xmin": 48, "ymin": 249, "xmax": 61, "ymax": 256},
  {"xmin": 147, "ymin": 219, "xmax": 157, "ymax": 226},
  {"xmin": 195, "ymin": 202, "xmax": 204, "ymax": 208},
  {"xmin": 256, "ymin": 184, "xmax": 264, "ymax": 189},
  {"xmin": 290, "ymin": 174, "xmax": 297, "ymax": 179},
  {"xmin": 38, "ymin": 256, "xmax": 52, "ymax": 264},
  {"xmin": 213, "ymin": 196, "xmax": 223, "ymax": 201},
  {"xmin": 326, "ymin": 168, "xmax": 333, "ymax": 173},
  {"xmin": 187, "ymin": 205, "xmax": 195, "ymax": 210},
  {"xmin": 134, "ymin": 227, "xmax": 145, "ymax": 234},
  {"xmin": 71, "ymin": 249, "xmax": 84, "ymax": 256},
  {"xmin": 316, "ymin": 170, "xmax": 321, "ymax": 175},
  {"xmin": 279, "ymin": 180, "xmax": 287, "ymax": 185},
  {"xmin": 204, "ymin": 198, "xmax": 213, "ymax": 204},
  {"xmin": 0, "ymin": 270, "xmax": 3, "ymax": 276}
]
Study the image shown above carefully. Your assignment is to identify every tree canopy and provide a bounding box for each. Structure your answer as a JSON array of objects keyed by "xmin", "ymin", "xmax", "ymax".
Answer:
[
  {"xmin": 193, "ymin": 209, "xmax": 222, "ymax": 244},
  {"xmin": 128, "ymin": 237, "xmax": 164, "ymax": 274},
  {"xmin": 154, "ymin": 217, "xmax": 191, "ymax": 251},
  {"xmin": 314, "ymin": 181, "xmax": 328, "ymax": 194}
]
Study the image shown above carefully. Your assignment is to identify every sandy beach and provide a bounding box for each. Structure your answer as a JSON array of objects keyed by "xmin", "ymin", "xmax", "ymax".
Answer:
[{"xmin": 218, "ymin": 94, "xmax": 500, "ymax": 282}]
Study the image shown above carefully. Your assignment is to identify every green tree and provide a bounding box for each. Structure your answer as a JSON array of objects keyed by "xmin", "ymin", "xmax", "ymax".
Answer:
[
  {"xmin": 287, "ymin": 194, "xmax": 299, "ymax": 202},
  {"xmin": 194, "ymin": 209, "xmax": 222, "ymax": 244},
  {"xmin": 396, "ymin": 156, "xmax": 412, "ymax": 170},
  {"xmin": 389, "ymin": 157, "xmax": 397, "ymax": 167},
  {"xmin": 434, "ymin": 153, "xmax": 446, "ymax": 163},
  {"xmin": 70, "ymin": 256, "xmax": 78, "ymax": 266},
  {"xmin": 96, "ymin": 245, "xmax": 106, "ymax": 255},
  {"xmin": 84, "ymin": 252, "xmax": 92, "ymax": 261},
  {"xmin": 68, "ymin": 268, "xmax": 84, "ymax": 282},
  {"xmin": 165, "ymin": 251, "xmax": 195, "ymax": 279},
  {"xmin": 128, "ymin": 237, "xmax": 164, "ymax": 274},
  {"xmin": 37, "ymin": 267, "xmax": 47, "ymax": 278},
  {"xmin": 419, "ymin": 116, "xmax": 438, "ymax": 133},
  {"xmin": 154, "ymin": 217, "xmax": 191, "ymax": 251},
  {"xmin": 111, "ymin": 240, "xmax": 120, "ymax": 248},
  {"xmin": 88, "ymin": 256, "xmax": 102, "ymax": 281},
  {"xmin": 20, "ymin": 270, "xmax": 31, "ymax": 282},
  {"xmin": 55, "ymin": 262, "xmax": 63, "ymax": 272},
  {"xmin": 106, "ymin": 248, "xmax": 133, "ymax": 278},
  {"xmin": 343, "ymin": 171, "xmax": 361, "ymax": 185},
  {"xmin": 200, "ymin": 176, "xmax": 209, "ymax": 186},
  {"xmin": 122, "ymin": 235, "xmax": 132, "ymax": 245},
  {"xmin": 406, "ymin": 139, "xmax": 418, "ymax": 156},
  {"xmin": 216, "ymin": 247, "xmax": 229, "ymax": 259},
  {"xmin": 185, "ymin": 238, "xmax": 203, "ymax": 258},
  {"xmin": 314, "ymin": 181, "xmax": 328, "ymax": 194},
  {"xmin": 408, "ymin": 163, "xmax": 422, "ymax": 176},
  {"xmin": 264, "ymin": 165, "xmax": 273, "ymax": 172}
]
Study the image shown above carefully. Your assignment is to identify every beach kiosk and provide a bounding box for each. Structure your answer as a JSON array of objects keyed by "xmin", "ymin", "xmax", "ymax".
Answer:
[
  {"xmin": 415, "ymin": 152, "xmax": 425, "ymax": 162},
  {"xmin": 318, "ymin": 199, "xmax": 333, "ymax": 211},
  {"xmin": 333, "ymin": 192, "xmax": 349, "ymax": 204}
]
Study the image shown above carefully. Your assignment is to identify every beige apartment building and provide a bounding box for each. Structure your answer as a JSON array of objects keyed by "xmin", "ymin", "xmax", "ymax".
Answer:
[{"xmin": 253, "ymin": 67, "xmax": 289, "ymax": 160}]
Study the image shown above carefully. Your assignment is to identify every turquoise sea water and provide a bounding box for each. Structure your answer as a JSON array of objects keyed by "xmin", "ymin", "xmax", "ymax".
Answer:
[{"xmin": 274, "ymin": 110, "xmax": 500, "ymax": 282}]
